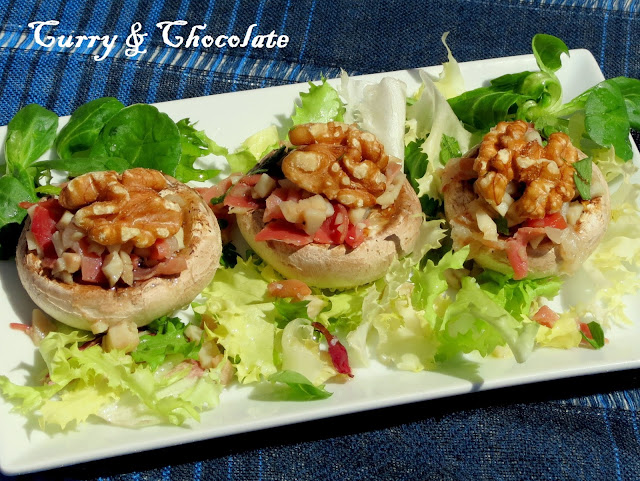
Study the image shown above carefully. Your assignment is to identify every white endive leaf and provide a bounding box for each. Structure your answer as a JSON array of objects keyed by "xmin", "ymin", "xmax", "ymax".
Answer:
[{"xmin": 340, "ymin": 71, "xmax": 407, "ymax": 162}]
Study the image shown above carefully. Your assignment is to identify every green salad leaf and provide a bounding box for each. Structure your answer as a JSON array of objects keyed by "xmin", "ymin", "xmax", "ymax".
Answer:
[
  {"xmin": 447, "ymin": 34, "xmax": 638, "ymax": 164},
  {"xmin": 438, "ymin": 277, "xmax": 540, "ymax": 363},
  {"xmin": 89, "ymin": 104, "xmax": 182, "ymax": 175},
  {"xmin": 268, "ymin": 371, "xmax": 332, "ymax": 400},
  {"xmin": 132, "ymin": 317, "xmax": 201, "ymax": 371},
  {"xmin": 55, "ymin": 97, "xmax": 124, "ymax": 158},
  {"xmin": 404, "ymin": 139, "xmax": 442, "ymax": 218},
  {"xmin": 291, "ymin": 78, "xmax": 345, "ymax": 126},
  {"xmin": 581, "ymin": 321, "xmax": 605, "ymax": 349},
  {"xmin": 273, "ymin": 298, "xmax": 311, "ymax": 329},
  {"xmin": 0, "ymin": 330, "xmax": 221, "ymax": 429},
  {"xmin": 174, "ymin": 118, "xmax": 221, "ymax": 182},
  {"xmin": 5, "ymin": 104, "xmax": 59, "ymax": 176},
  {"xmin": 573, "ymin": 157, "xmax": 593, "ymax": 200},
  {"xmin": 532, "ymin": 34, "xmax": 569, "ymax": 73}
]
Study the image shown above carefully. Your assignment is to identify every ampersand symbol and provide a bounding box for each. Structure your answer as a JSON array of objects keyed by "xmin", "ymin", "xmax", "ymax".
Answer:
[{"xmin": 125, "ymin": 22, "xmax": 148, "ymax": 57}]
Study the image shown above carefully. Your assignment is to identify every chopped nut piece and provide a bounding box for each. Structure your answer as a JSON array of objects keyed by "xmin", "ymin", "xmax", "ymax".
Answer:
[
  {"xmin": 283, "ymin": 122, "xmax": 397, "ymax": 208},
  {"xmin": 474, "ymin": 121, "xmax": 578, "ymax": 219},
  {"xmin": 59, "ymin": 169, "xmax": 183, "ymax": 248}
]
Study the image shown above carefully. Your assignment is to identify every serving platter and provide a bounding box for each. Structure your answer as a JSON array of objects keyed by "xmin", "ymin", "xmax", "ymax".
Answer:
[{"xmin": 1, "ymin": 49, "xmax": 639, "ymax": 475}]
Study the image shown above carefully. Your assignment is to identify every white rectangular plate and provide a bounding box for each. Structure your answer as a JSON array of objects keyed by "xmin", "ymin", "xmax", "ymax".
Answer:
[{"xmin": 1, "ymin": 49, "xmax": 639, "ymax": 475}]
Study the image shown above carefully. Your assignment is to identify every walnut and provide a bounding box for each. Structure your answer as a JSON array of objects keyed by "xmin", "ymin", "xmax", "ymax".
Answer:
[
  {"xmin": 59, "ymin": 168, "xmax": 183, "ymax": 248},
  {"xmin": 473, "ymin": 121, "xmax": 578, "ymax": 219},
  {"xmin": 283, "ymin": 122, "xmax": 394, "ymax": 208}
]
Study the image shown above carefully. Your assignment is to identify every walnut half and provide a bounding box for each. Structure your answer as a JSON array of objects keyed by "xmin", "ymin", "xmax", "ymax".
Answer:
[
  {"xmin": 58, "ymin": 168, "xmax": 183, "ymax": 248},
  {"xmin": 473, "ymin": 121, "xmax": 578, "ymax": 220},
  {"xmin": 283, "ymin": 122, "xmax": 394, "ymax": 209}
]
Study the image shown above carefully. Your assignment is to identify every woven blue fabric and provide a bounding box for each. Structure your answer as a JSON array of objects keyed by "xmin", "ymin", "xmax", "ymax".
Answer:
[{"xmin": 0, "ymin": 0, "xmax": 639, "ymax": 479}]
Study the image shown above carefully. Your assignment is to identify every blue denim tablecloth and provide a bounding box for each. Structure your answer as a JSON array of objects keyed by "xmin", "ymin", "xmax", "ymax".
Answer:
[{"xmin": 1, "ymin": 1, "xmax": 639, "ymax": 480}]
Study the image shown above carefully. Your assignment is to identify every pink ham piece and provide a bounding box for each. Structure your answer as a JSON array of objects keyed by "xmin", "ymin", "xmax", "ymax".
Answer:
[
  {"xmin": 132, "ymin": 256, "xmax": 188, "ymax": 281},
  {"xmin": 531, "ymin": 305, "xmax": 560, "ymax": 328},
  {"xmin": 506, "ymin": 227, "xmax": 547, "ymax": 280},
  {"xmin": 255, "ymin": 220, "xmax": 313, "ymax": 246}
]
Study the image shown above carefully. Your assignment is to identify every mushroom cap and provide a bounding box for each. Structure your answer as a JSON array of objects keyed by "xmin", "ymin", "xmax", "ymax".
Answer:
[
  {"xmin": 236, "ymin": 180, "xmax": 423, "ymax": 288},
  {"xmin": 16, "ymin": 176, "xmax": 222, "ymax": 333},
  {"xmin": 442, "ymin": 156, "xmax": 611, "ymax": 278}
]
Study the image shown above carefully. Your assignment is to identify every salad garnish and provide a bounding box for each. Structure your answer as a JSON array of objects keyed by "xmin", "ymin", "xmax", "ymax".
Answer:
[{"xmin": 0, "ymin": 33, "xmax": 638, "ymax": 431}]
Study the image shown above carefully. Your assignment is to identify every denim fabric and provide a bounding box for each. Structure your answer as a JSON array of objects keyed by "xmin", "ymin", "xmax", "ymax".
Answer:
[{"xmin": 0, "ymin": 1, "xmax": 639, "ymax": 479}]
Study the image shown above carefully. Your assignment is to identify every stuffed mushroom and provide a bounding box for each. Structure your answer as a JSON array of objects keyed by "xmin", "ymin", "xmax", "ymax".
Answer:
[{"xmin": 442, "ymin": 120, "xmax": 610, "ymax": 279}]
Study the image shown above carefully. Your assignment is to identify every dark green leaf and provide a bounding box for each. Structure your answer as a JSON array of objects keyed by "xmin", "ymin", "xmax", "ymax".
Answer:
[
  {"xmin": 608, "ymin": 77, "xmax": 640, "ymax": 131},
  {"xmin": 533, "ymin": 115, "xmax": 569, "ymax": 138},
  {"xmin": 247, "ymin": 146, "xmax": 288, "ymax": 176},
  {"xmin": 268, "ymin": 370, "xmax": 332, "ymax": 400},
  {"xmin": 532, "ymin": 34, "xmax": 569, "ymax": 73},
  {"xmin": 420, "ymin": 195, "xmax": 443, "ymax": 219},
  {"xmin": 131, "ymin": 316, "xmax": 201, "ymax": 370},
  {"xmin": 404, "ymin": 139, "xmax": 443, "ymax": 218},
  {"xmin": 90, "ymin": 104, "xmax": 182, "ymax": 175},
  {"xmin": 220, "ymin": 243, "xmax": 239, "ymax": 268},
  {"xmin": 217, "ymin": 218, "xmax": 229, "ymax": 230},
  {"xmin": 439, "ymin": 134, "xmax": 461, "ymax": 166},
  {"xmin": 210, "ymin": 192, "xmax": 227, "ymax": 206},
  {"xmin": 495, "ymin": 216, "xmax": 510, "ymax": 236},
  {"xmin": 273, "ymin": 298, "xmax": 311, "ymax": 329},
  {"xmin": 489, "ymin": 71, "xmax": 535, "ymax": 92},
  {"xmin": 573, "ymin": 157, "xmax": 592, "ymax": 200},
  {"xmin": 35, "ymin": 157, "xmax": 130, "ymax": 178},
  {"xmin": 0, "ymin": 175, "xmax": 35, "ymax": 226},
  {"xmin": 5, "ymin": 104, "xmax": 58, "ymax": 172},
  {"xmin": 55, "ymin": 97, "xmax": 124, "ymax": 159},
  {"xmin": 581, "ymin": 321, "xmax": 605, "ymax": 349},
  {"xmin": 448, "ymin": 88, "xmax": 529, "ymax": 132},
  {"xmin": 404, "ymin": 139, "xmax": 428, "ymax": 192},
  {"xmin": 584, "ymin": 82, "xmax": 633, "ymax": 161}
]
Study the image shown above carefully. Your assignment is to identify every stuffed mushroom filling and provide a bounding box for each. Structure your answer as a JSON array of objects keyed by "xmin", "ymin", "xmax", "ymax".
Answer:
[
  {"xmin": 203, "ymin": 122, "xmax": 407, "ymax": 248},
  {"xmin": 22, "ymin": 168, "xmax": 188, "ymax": 287},
  {"xmin": 442, "ymin": 120, "xmax": 609, "ymax": 279}
]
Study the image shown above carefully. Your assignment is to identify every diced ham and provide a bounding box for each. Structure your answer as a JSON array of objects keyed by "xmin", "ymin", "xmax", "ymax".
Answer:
[
  {"xmin": 325, "ymin": 204, "xmax": 349, "ymax": 245},
  {"xmin": 197, "ymin": 177, "xmax": 234, "ymax": 205},
  {"xmin": 133, "ymin": 256, "xmax": 188, "ymax": 281},
  {"xmin": 524, "ymin": 212, "xmax": 568, "ymax": 230},
  {"xmin": 505, "ymin": 238, "xmax": 528, "ymax": 280},
  {"xmin": 263, "ymin": 188, "xmax": 288, "ymax": 222},
  {"xmin": 505, "ymin": 226, "xmax": 547, "ymax": 280},
  {"xmin": 238, "ymin": 174, "xmax": 263, "ymax": 186},
  {"xmin": 224, "ymin": 183, "xmax": 260, "ymax": 210},
  {"xmin": 267, "ymin": 279, "xmax": 312, "ymax": 301},
  {"xmin": 384, "ymin": 161, "xmax": 403, "ymax": 186},
  {"xmin": 344, "ymin": 223, "xmax": 365, "ymax": 249},
  {"xmin": 81, "ymin": 255, "xmax": 106, "ymax": 284},
  {"xmin": 313, "ymin": 223, "xmax": 333, "ymax": 244},
  {"xmin": 311, "ymin": 322, "xmax": 353, "ymax": 377},
  {"xmin": 254, "ymin": 220, "xmax": 313, "ymax": 246},
  {"xmin": 31, "ymin": 205, "xmax": 59, "ymax": 259},
  {"xmin": 532, "ymin": 305, "xmax": 560, "ymax": 328},
  {"xmin": 149, "ymin": 237, "xmax": 179, "ymax": 261}
]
